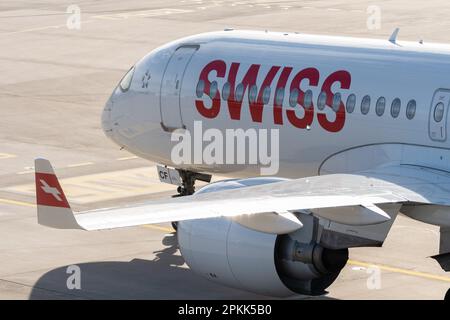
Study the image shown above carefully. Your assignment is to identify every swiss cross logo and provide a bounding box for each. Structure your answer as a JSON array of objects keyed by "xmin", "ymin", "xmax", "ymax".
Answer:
[
  {"xmin": 40, "ymin": 179, "xmax": 62, "ymax": 201},
  {"xmin": 35, "ymin": 173, "xmax": 70, "ymax": 208}
]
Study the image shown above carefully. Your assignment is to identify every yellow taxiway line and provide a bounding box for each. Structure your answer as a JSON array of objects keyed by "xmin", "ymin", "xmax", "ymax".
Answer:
[
  {"xmin": 0, "ymin": 153, "xmax": 16, "ymax": 159},
  {"xmin": 0, "ymin": 198, "xmax": 35, "ymax": 207},
  {"xmin": 142, "ymin": 224, "xmax": 175, "ymax": 233},
  {"xmin": 348, "ymin": 259, "xmax": 450, "ymax": 283}
]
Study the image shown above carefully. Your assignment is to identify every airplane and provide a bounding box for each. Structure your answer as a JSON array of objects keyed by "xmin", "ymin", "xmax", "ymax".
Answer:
[{"xmin": 35, "ymin": 29, "xmax": 450, "ymax": 299}]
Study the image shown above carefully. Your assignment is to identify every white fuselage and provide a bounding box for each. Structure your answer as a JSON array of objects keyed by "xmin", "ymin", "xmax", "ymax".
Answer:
[{"xmin": 102, "ymin": 30, "xmax": 450, "ymax": 178}]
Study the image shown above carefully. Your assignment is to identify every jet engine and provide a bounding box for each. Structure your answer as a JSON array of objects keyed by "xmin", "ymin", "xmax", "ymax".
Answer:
[{"xmin": 177, "ymin": 178, "xmax": 348, "ymax": 297}]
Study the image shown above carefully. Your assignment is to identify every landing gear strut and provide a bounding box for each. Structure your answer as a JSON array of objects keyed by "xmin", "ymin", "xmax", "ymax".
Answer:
[
  {"xmin": 171, "ymin": 169, "xmax": 212, "ymax": 231},
  {"xmin": 174, "ymin": 169, "xmax": 212, "ymax": 197}
]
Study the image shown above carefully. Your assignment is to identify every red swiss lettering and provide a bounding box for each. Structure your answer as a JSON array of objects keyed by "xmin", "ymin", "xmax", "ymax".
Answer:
[
  {"xmin": 317, "ymin": 70, "xmax": 351, "ymax": 133},
  {"xmin": 287, "ymin": 67, "xmax": 319, "ymax": 129},
  {"xmin": 195, "ymin": 60, "xmax": 226, "ymax": 118},
  {"xmin": 226, "ymin": 63, "xmax": 260, "ymax": 120},
  {"xmin": 194, "ymin": 60, "xmax": 351, "ymax": 133}
]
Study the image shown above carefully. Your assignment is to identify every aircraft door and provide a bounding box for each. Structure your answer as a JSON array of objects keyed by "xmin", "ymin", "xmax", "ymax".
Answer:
[{"xmin": 160, "ymin": 45, "xmax": 198, "ymax": 131}]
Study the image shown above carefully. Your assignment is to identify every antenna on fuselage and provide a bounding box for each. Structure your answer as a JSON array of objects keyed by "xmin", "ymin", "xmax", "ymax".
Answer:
[{"xmin": 389, "ymin": 28, "xmax": 400, "ymax": 44}]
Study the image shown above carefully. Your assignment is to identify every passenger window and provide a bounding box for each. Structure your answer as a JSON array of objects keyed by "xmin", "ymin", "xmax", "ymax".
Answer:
[
  {"xmin": 196, "ymin": 80, "xmax": 205, "ymax": 98},
  {"xmin": 248, "ymin": 85, "xmax": 258, "ymax": 103},
  {"xmin": 222, "ymin": 82, "xmax": 231, "ymax": 100},
  {"xmin": 391, "ymin": 98, "xmax": 401, "ymax": 118},
  {"xmin": 275, "ymin": 87, "xmax": 285, "ymax": 106},
  {"xmin": 361, "ymin": 95, "xmax": 371, "ymax": 115},
  {"xmin": 317, "ymin": 91, "xmax": 327, "ymax": 110},
  {"xmin": 235, "ymin": 83, "xmax": 244, "ymax": 102},
  {"xmin": 332, "ymin": 93, "xmax": 341, "ymax": 112},
  {"xmin": 346, "ymin": 94, "xmax": 356, "ymax": 113},
  {"xmin": 262, "ymin": 86, "xmax": 271, "ymax": 104},
  {"xmin": 119, "ymin": 66, "xmax": 135, "ymax": 92},
  {"xmin": 375, "ymin": 97, "xmax": 386, "ymax": 116},
  {"xmin": 406, "ymin": 99, "xmax": 416, "ymax": 120},
  {"xmin": 209, "ymin": 81, "xmax": 218, "ymax": 99},
  {"xmin": 289, "ymin": 89, "xmax": 299, "ymax": 107},
  {"xmin": 304, "ymin": 90, "xmax": 313, "ymax": 109}
]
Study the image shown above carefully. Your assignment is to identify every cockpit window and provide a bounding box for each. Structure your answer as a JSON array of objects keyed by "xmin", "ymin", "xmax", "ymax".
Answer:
[{"xmin": 119, "ymin": 66, "xmax": 135, "ymax": 92}]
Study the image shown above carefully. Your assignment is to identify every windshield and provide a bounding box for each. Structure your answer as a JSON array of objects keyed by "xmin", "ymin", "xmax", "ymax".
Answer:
[{"xmin": 119, "ymin": 66, "xmax": 135, "ymax": 92}]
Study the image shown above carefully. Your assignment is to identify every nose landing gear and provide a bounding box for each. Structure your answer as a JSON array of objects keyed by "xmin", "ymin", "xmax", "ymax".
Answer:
[
  {"xmin": 171, "ymin": 169, "xmax": 212, "ymax": 231},
  {"xmin": 174, "ymin": 170, "xmax": 212, "ymax": 197}
]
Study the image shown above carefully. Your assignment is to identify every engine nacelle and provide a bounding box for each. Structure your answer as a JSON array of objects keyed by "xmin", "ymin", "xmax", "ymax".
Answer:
[{"xmin": 177, "ymin": 178, "xmax": 349, "ymax": 297}]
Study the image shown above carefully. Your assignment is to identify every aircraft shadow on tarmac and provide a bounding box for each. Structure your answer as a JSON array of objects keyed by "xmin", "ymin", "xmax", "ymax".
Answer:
[{"xmin": 29, "ymin": 233, "xmax": 289, "ymax": 300}]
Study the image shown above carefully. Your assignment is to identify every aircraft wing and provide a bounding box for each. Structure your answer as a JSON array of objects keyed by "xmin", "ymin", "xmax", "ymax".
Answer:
[{"xmin": 34, "ymin": 158, "xmax": 449, "ymax": 233}]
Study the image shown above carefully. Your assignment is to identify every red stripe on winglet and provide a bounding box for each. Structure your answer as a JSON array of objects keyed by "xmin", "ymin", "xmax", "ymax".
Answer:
[{"xmin": 35, "ymin": 172, "xmax": 70, "ymax": 208}]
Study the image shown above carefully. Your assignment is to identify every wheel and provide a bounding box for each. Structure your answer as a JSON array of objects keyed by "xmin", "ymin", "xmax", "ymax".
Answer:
[
  {"xmin": 445, "ymin": 288, "xmax": 450, "ymax": 300},
  {"xmin": 171, "ymin": 221, "xmax": 178, "ymax": 231}
]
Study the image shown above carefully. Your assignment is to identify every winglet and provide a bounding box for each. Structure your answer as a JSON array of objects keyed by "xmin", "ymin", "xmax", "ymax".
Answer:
[
  {"xmin": 35, "ymin": 158, "xmax": 82, "ymax": 229},
  {"xmin": 389, "ymin": 27, "xmax": 400, "ymax": 44}
]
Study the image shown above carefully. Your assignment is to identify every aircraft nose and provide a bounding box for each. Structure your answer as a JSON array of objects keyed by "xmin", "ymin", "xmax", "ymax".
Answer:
[{"xmin": 101, "ymin": 98, "xmax": 114, "ymax": 137}]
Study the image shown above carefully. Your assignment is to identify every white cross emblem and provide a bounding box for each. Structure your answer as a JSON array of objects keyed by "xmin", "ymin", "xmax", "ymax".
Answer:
[{"xmin": 40, "ymin": 179, "xmax": 62, "ymax": 201}]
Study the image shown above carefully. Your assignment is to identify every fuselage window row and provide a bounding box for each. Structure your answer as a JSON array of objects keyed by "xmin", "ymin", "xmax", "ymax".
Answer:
[{"xmin": 195, "ymin": 80, "xmax": 416, "ymax": 120}]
